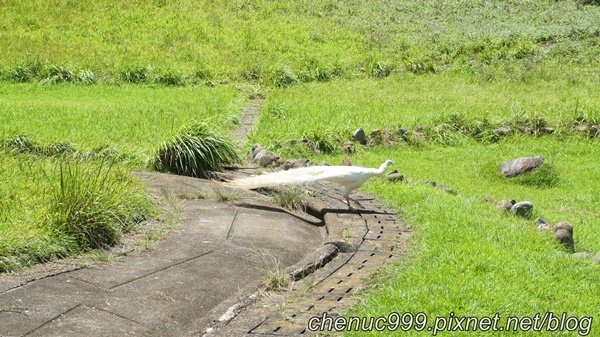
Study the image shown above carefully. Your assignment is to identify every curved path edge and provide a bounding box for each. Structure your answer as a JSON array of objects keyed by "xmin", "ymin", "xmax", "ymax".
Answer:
[{"xmin": 203, "ymin": 177, "xmax": 412, "ymax": 337}]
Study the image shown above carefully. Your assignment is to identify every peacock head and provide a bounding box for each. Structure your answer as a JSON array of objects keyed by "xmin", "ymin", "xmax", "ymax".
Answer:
[{"xmin": 379, "ymin": 159, "xmax": 394, "ymax": 171}]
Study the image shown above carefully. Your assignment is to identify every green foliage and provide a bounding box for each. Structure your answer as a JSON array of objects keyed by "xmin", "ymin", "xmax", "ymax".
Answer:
[
  {"xmin": 153, "ymin": 123, "xmax": 241, "ymax": 178},
  {"xmin": 273, "ymin": 65, "xmax": 299, "ymax": 88},
  {"xmin": 155, "ymin": 71, "xmax": 185, "ymax": 86},
  {"xmin": 271, "ymin": 187, "xmax": 307, "ymax": 212},
  {"xmin": 41, "ymin": 64, "xmax": 76, "ymax": 84},
  {"xmin": 120, "ymin": 66, "xmax": 152, "ymax": 83},
  {"xmin": 47, "ymin": 159, "xmax": 153, "ymax": 250}
]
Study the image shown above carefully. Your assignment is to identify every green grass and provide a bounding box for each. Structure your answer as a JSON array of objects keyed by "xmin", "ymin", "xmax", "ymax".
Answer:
[
  {"xmin": 0, "ymin": 155, "xmax": 154, "ymax": 272},
  {"xmin": 0, "ymin": 84, "xmax": 246, "ymax": 163},
  {"xmin": 250, "ymin": 74, "xmax": 600, "ymax": 150},
  {"xmin": 247, "ymin": 72, "xmax": 600, "ymax": 334},
  {"xmin": 330, "ymin": 138, "xmax": 600, "ymax": 336},
  {"xmin": 1, "ymin": 1, "xmax": 599, "ymax": 84}
]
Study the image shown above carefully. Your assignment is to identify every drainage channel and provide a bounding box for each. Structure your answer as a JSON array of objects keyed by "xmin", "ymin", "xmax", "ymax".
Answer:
[{"xmin": 204, "ymin": 182, "xmax": 411, "ymax": 337}]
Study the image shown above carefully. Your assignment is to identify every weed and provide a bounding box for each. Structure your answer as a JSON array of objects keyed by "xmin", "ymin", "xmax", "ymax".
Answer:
[
  {"xmin": 120, "ymin": 66, "xmax": 151, "ymax": 83},
  {"xmin": 153, "ymin": 123, "xmax": 241, "ymax": 178},
  {"xmin": 273, "ymin": 65, "xmax": 299, "ymax": 88},
  {"xmin": 155, "ymin": 71, "xmax": 185, "ymax": 86},
  {"xmin": 271, "ymin": 187, "xmax": 306, "ymax": 212},
  {"xmin": 78, "ymin": 70, "xmax": 96, "ymax": 84},
  {"xmin": 213, "ymin": 189, "xmax": 240, "ymax": 202},
  {"xmin": 47, "ymin": 159, "xmax": 153, "ymax": 250},
  {"xmin": 40, "ymin": 64, "xmax": 75, "ymax": 84}
]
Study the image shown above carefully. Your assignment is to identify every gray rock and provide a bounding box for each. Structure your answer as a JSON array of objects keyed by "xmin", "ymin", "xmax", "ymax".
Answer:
[
  {"xmin": 271, "ymin": 156, "xmax": 284, "ymax": 168},
  {"xmin": 342, "ymin": 141, "xmax": 355, "ymax": 154},
  {"xmin": 425, "ymin": 180, "xmax": 437, "ymax": 187},
  {"xmin": 590, "ymin": 125, "xmax": 600, "ymax": 138},
  {"xmin": 495, "ymin": 126, "xmax": 512, "ymax": 136},
  {"xmin": 342, "ymin": 158, "xmax": 352, "ymax": 166},
  {"xmin": 497, "ymin": 199, "xmax": 516, "ymax": 213},
  {"xmin": 536, "ymin": 218, "xmax": 551, "ymax": 231},
  {"xmin": 258, "ymin": 153, "xmax": 274, "ymax": 167},
  {"xmin": 484, "ymin": 195, "xmax": 495, "ymax": 204},
  {"xmin": 510, "ymin": 201, "xmax": 533, "ymax": 218},
  {"xmin": 572, "ymin": 252, "xmax": 590, "ymax": 259},
  {"xmin": 352, "ymin": 128, "xmax": 367, "ymax": 145},
  {"xmin": 387, "ymin": 172, "xmax": 404, "ymax": 183},
  {"xmin": 293, "ymin": 158, "xmax": 311, "ymax": 168},
  {"xmin": 593, "ymin": 253, "xmax": 600, "ymax": 264},
  {"xmin": 251, "ymin": 144, "xmax": 264, "ymax": 161},
  {"xmin": 542, "ymin": 127, "xmax": 555, "ymax": 134},
  {"xmin": 501, "ymin": 156, "xmax": 545, "ymax": 177},
  {"xmin": 553, "ymin": 221, "xmax": 573, "ymax": 236},
  {"xmin": 555, "ymin": 229, "xmax": 574, "ymax": 252}
]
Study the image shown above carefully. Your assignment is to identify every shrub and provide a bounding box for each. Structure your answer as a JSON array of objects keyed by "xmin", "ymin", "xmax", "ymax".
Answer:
[
  {"xmin": 41, "ymin": 64, "xmax": 75, "ymax": 84},
  {"xmin": 153, "ymin": 123, "xmax": 241, "ymax": 178},
  {"xmin": 47, "ymin": 159, "xmax": 153, "ymax": 250},
  {"xmin": 371, "ymin": 61, "xmax": 394, "ymax": 78},
  {"xmin": 273, "ymin": 65, "xmax": 299, "ymax": 87},
  {"xmin": 120, "ymin": 66, "xmax": 151, "ymax": 83},
  {"xmin": 78, "ymin": 69, "xmax": 97, "ymax": 84},
  {"xmin": 10, "ymin": 61, "xmax": 43, "ymax": 82},
  {"xmin": 155, "ymin": 71, "xmax": 185, "ymax": 86}
]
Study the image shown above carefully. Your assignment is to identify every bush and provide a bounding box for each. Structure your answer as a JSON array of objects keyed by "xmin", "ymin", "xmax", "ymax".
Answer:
[
  {"xmin": 78, "ymin": 69, "xmax": 97, "ymax": 84},
  {"xmin": 48, "ymin": 159, "xmax": 153, "ymax": 250},
  {"xmin": 273, "ymin": 65, "xmax": 299, "ymax": 87},
  {"xmin": 41, "ymin": 64, "xmax": 75, "ymax": 84},
  {"xmin": 9, "ymin": 61, "xmax": 43, "ymax": 82},
  {"xmin": 155, "ymin": 71, "xmax": 185, "ymax": 86},
  {"xmin": 120, "ymin": 66, "xmax": 151, "ymax": 83},
  {"xmin": 153, "ymin": 123, "xmax": 241, "ymax": 178}
]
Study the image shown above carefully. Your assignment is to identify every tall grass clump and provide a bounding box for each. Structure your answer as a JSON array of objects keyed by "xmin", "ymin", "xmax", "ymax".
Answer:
[
  {"xmin": 47, "ymin": 159, "xmax": 153, "ymax": 250},
  {"xmin": 153, "ymin": 123, "xmax": 241, "ymax": 178}
]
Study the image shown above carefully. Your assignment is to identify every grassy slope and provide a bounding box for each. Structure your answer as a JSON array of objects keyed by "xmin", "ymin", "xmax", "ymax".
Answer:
[
  {"xmin": 342, "ymin": 139, "xmax": 600, "ymax": 336},
  {"xmin": 1, "ymin": 0, "xmax": 599, "ymax": 82},
  {"xmin": 0, "ymin": 84, "xmax": 246, "ymax": 160},
  {"xmin": 250, "ymin": 74, "xmax": 600, "ymax": 145}
]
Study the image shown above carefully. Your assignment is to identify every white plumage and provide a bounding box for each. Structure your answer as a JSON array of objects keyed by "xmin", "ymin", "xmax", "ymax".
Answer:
[{"xmin": 231, "ymin": 159, "xmax": 394, "ymax": 209}]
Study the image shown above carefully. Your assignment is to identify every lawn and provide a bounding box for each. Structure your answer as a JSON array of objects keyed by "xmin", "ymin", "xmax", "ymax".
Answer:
[{"xmin": 0, "ymin": 84, "xmax": 246, "ymax": 162}]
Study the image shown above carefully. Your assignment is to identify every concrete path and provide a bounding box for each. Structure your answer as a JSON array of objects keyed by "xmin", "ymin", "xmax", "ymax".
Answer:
[{"xmin": 0, "ymin": 173, "xmax": 325, "ymax": 337}]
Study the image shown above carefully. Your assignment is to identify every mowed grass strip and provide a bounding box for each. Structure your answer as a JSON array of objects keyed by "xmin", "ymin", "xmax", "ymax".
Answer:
[
  {"xmin": 0, "ymin": 84, "xmax": 246, "ymax": 162},
  {"xmin": 250, "ymin": 73, "xmax": 600, "ymax": 148}
]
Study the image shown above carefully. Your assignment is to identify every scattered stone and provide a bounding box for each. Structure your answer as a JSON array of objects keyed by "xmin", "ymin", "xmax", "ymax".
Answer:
[
  {"xmin": 572, "ymin": 252, "xmax": 590, "ymax": 259},
  {"xmin": 342, "ymin": 141, "xmax": 355, "ymax": 154},
  {"xmin": 484, "ymin": 195, "xmax": 495, "ymax": 204},
  {"xmin": 387, "ymin": 170, "xmax": 404, "ymax": 182},
  {"xmin": 510, "ymin": 201, "xmax": 533, "ymax": 218},
  {"xmin": 425, "ymin": 180, "xmax": 437, "ymax": 187},
  {"xmin": 590, "ymin": 125, "xmax": 600, "ymax": 138},
  {"xmin": 554, "ymin": 228, "xmax": 574, "ymax": 252},
  {"xmin": 251, "ymin": 144, "xmax": 264, "ymax": 161},
  {"xmin": 495, "ymin": 126, "xmax": 512, "ymax": 136},
  {"xmin": 437, "ymin": 183, "xmax": 457, "ymax": 195},
  {"xmin": 573, "ymin": 124, "xmax": 589, "ymax": 133},
  {"xmin": 536, "ymin": 217, "xmax": 552, "ymax": 231},
  {"xmin": 522, "ymin": 127, "xmax": 533, "ymax": 135},
  {"xmin": 293, "ymin": 158, "xmax": 311, "ymax": 168},
  {"xmin": 501, "ymin": 156, "xmax": 545, "ymax": 177},
  {"xmin": 282, "ymin": 160, "xmax": 294, "ymax": 170},
  {"xmin": 258, "ymin": 153, "xmax": 274, "ymax": 168},
  {"xmin": 553, "ymin": 221, "xmax": 573, "ymax": 235},
  {"xmin": 497, "ymin": 199, "xmax": 516, "ymax": 213},
  {"xmin": 542, "ymin": 127, "xmax": 555, "ymax": 134},
  {"xmin": 593, "ymin": 253, "xmax": 600, "ymax": 264},
  {"xmin": 342, "ymin": 158, "xmax": 352, "ymax": 166},
  {"xmin": 410, "ymin": 131, "xmax": 427, "ymax": 142},
  {"xmin": 271, "ymin": 156, "xmax": 284, "ymax": 168},
  {"xmin": 352, "ymin": 128, "xmax": 367, "ymax": 145}
]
